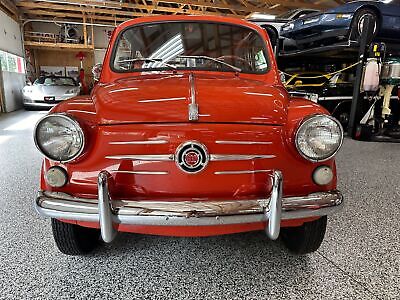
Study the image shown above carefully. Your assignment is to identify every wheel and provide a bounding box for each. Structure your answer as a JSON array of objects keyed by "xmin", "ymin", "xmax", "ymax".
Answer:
[
  {"xmin": 263, "ymin": 26, "xmax": 278, "ymax": 48},
  {"xmin": 350, "ymin": 9, "xmax": 379, "ymax": 43},
  {"xmin": 281, "ymin": 216, "xmax": 327, "ymax": 254},
  {"xmin": 51, "ymin": 219, "xmax": 100, "ymax": 255}
]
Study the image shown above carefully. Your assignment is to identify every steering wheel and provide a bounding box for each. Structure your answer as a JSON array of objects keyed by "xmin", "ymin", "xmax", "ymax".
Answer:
[
  {"xmin": 205, "ymin": 55, "xmax": 252, "ymax": 69},
  {"xmin": 217, "ymin": 55, "xmax": 252, "ymax": 68}
]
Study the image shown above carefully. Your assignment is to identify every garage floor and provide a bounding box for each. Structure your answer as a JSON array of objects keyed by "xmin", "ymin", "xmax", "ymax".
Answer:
[{"xmin": 0, "ymin": 110, "xmax": 399, "ymax": 300}]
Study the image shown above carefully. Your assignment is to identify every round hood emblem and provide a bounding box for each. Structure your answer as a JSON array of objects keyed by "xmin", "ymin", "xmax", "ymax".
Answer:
[{"xmin": 175, "ymin": 141, "xmax": 209, "ymax": 174}]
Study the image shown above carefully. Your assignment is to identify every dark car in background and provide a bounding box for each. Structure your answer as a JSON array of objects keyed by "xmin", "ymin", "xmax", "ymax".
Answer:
[
  {"xmin": 247, "ymin": 9, "xmax": 319, "ymax": 48},
  {"xmin": 281, "ymin": 1, "xmax": 400, "ymax": 48}
]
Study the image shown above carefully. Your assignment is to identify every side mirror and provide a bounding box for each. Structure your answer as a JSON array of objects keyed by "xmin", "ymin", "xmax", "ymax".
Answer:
[
  {"xmin": 279, "ymin": 72, "xmax": 286, "ymax": 84},
  {"xmin": 92, "ymin": 63, "xmax": 103, "ymax": 82}
]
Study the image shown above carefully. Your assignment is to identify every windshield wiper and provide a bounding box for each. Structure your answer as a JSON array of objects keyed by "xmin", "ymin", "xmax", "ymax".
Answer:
[
  {"xmin": 178, "ymin": 55, "xmax": 242, "ymax": 73},
  {"xmin": 117, "ymin": 58, "xmax": 177, "ymax": 69}
]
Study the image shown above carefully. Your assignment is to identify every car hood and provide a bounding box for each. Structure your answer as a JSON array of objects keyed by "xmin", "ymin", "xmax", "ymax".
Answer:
[
  {"xmin": 93, "ymin": 73, "xmax": 288, "ymax": 125},
  {"xmin": 33, "ymin": 85, "xmax": 78, "ymax": 96}
]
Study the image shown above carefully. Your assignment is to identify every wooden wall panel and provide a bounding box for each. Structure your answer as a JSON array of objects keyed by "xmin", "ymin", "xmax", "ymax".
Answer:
[{"xmin": 33, "ymin": 49, "xmax": 94, "ymax": 86}]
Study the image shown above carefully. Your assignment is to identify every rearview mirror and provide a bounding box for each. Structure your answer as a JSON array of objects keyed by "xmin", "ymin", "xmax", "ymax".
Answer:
[{"xmin": 92, "ymin": 63, "xmax": 103, "ymax": 81}]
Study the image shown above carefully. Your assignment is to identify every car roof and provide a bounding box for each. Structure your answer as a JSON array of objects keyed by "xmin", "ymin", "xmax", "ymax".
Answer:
[{"xmin": 117, "ymin": 15, "xmax": 264, "ymax": 34}]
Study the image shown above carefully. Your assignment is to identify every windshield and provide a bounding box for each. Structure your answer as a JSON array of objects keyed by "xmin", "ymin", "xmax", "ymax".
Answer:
[
  {"xmin": 35, "ymin": 77, "xmax": 77, "ymax": 86},
  {"xmin": 112, "ymin": 22, "xmax": 269, "ymax": 74}
]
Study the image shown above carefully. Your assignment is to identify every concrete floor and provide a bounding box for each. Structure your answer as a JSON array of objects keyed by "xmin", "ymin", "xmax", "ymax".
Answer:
[{"xmin": 0, "ymin": 110, "xmax": 399, "ymax": 300}]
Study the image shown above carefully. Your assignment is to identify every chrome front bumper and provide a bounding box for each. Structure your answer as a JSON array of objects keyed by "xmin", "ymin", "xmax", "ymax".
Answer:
[{"xmin": 35, "ymin": 171, "xmax": 343, "ymax": 243}]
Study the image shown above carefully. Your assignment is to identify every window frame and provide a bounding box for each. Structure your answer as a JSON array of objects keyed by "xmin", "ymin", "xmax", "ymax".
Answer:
[{"xmin": 109, "ymin": 20, "xmax": 271, "ymax": 75}]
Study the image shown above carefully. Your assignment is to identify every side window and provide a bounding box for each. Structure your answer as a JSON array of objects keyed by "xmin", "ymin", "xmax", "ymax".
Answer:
[{"xmin": 293, "ymin": 10, "xmax": 315, "ymax": 20}]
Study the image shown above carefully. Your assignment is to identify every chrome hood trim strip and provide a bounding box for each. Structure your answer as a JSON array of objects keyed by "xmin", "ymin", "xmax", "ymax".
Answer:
[{"xmin": 188, "ymin": 73, "xmax": 199, "ymax": 121}]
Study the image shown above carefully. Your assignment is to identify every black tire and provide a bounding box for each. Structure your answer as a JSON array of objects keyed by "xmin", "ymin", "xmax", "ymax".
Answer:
[
  {"xmin": 263, "ymin": 26, "xmax": 278, "ymax": 48},
  {"xmin": 51, "ymin": 219, "xmax": 100, "ymax": 255},
  {"xmin": 350, "ymin": 9, "xmax": 379, "ymax": 43},
  {"xmin": 281, "ymin": 216, "xmax": 327, "ymax": 254}
]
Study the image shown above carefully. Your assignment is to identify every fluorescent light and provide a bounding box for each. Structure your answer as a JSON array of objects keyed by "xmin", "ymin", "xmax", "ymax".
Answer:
[{"xmin": 247, "ymin": 12, "xmax": 276, "ymax": 20}]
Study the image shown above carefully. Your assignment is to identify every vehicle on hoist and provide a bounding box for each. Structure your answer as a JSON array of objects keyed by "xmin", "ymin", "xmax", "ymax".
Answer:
[
  {"xmin": 281, "ymin": 1, "xmax": 400, "ymax": 49},
  {"xmin": 33, "ymin": 15, "xmax": 344, "ymax": 256},
  {"xmin": 247, "ymin": 9, "xmax": 319, "ymax": 49}
]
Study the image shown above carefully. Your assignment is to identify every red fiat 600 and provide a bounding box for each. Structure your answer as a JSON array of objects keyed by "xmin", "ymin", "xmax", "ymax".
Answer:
[{"xmin": 34, "ymin": 15, "xmax": 344, "ymax": 256}]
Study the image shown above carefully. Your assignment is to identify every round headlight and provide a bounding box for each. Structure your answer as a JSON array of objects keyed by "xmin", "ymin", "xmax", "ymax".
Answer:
[
  {"xmin": 295, "ymin": 115, "xmax": 343, "ymax": 162},
  {"xmin": 34, "ymin": 114, "xmax": 84, "ymax": 162}
]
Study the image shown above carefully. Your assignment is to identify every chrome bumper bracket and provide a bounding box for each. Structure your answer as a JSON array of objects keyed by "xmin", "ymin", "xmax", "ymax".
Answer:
[
  {"xmin": 98, "ymin": 171, "xmax": 117, "ymax": 243},
  {"xmin": 265, "ymin": 171, "xmax": 282, "ymax": 240}
]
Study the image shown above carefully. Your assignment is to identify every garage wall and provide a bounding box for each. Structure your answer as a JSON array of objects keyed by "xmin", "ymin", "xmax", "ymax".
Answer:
[
  {"xmin": 0, "ymin": 72, "xmax": 25, "ymax": 112},
  {"xmin": 28, "ymin": 22, "xmax": 113, "ymax": 84},
  {"xmin": 0, "ymin": 11, "xmax": 23, "ymax": 57},
  {"xmin": 29, "ymin": 22, "xmax": 115, "ymax": 65},
  {"xmin": 0, "ymin": 10, "xmax": 25, "ymax": 112},
  {"xmin": 93, "ymin": 26, "xmax": 115, "ymax": 65},
  {"xmin": 33, "ymin": 49, "xmax": 94, "ymax": 86}
]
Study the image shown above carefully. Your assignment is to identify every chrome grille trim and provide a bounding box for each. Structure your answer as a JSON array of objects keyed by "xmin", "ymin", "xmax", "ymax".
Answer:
[
  {"xmin": 106, "ymin": 154, "xmax": 275, "ymax": 162},
  {"xmin": 109, "ymin": 140, "xmax": 168, "ymax": 145},
  {"xmin": 111, "ymin": 170, "xmax": 168, "ymax": 175},
  {"xmin": 214, "ymin": 170, "xmax": 272, "ymax": 175},
  {"xmin": 210, "ymin": 154, "xmax": 275, "ymax": 161},
  {"xmin": 215, "ymin": 141, "xmax": 272, "ymax": 145},
  {"xmin": 105, "ymin": 155, "xmax": 174, "ymax": 161}
]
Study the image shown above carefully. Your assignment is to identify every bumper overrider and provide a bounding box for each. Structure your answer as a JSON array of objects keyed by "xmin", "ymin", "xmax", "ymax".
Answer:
[{"xmin": 35, "ymin": 171, "xmax": 343, "ymax": 243}]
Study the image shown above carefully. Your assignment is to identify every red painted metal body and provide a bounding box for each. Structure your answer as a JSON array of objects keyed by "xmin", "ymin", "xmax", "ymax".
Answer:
[{"xmin": 41, "ymin": 15, "xmax": 337, "ymax": 237}]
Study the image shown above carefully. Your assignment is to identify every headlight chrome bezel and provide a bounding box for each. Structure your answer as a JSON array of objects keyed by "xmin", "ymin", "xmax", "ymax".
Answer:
[
  {"xmin": 295, "ymin": 114, "xmax": 344, "ymax": 162},
  {"xmin": 34, "ymin": 113, "xmax": 85, "ymax": 163}
]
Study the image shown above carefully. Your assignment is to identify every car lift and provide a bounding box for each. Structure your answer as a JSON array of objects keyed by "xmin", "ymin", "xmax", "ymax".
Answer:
[{"xmin": 277, "ymin": 16, "xmax": 400, "ymax": 143}]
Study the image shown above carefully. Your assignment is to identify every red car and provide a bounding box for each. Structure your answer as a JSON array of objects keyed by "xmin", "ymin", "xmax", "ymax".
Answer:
[{"xmin": 34, "ymin": 15, "xmax": 344, "ymax": 256}]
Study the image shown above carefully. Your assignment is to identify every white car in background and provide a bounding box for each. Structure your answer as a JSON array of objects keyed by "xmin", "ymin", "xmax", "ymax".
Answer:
[
  {"xmin": 22, "ymin": 76, "xmax": 80, "ymax": 110},
  {"xmin": 247, "ymin": 9, "xmax": 320, "ymax": 49}
]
